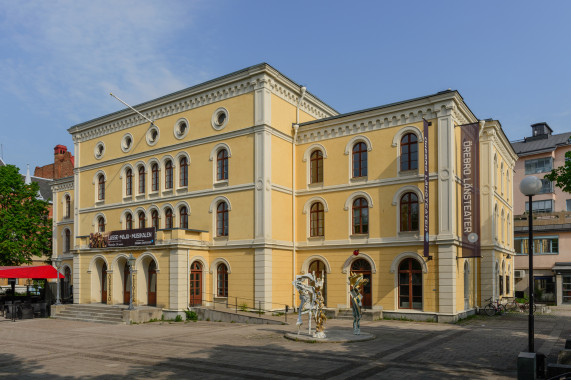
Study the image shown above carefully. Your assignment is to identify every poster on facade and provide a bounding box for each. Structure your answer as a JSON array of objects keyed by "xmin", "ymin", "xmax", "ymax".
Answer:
[
  {"xmin": 460, "ymin": 122, "xmax": 481, "ymax": 258},
  {"xmin": 107, "ymin": 227, "xmax": 155, "ymax": 247},
  {"xmin": 423, "ymin": 118, "xmax": 431, "ymax": 257}
]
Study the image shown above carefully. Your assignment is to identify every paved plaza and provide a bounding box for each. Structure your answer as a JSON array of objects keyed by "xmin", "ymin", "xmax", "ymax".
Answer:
[{"xmin": 1, "ymin": 308, "xmax": 570, "ymax": 379}]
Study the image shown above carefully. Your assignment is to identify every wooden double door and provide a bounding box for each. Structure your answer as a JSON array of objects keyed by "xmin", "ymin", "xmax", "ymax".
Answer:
[{"xmin": 190, "ymin": 262, "xmax": 202, "ymax": 306}]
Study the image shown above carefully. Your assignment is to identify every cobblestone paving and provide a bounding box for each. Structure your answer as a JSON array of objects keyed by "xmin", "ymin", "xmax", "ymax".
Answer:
[{"xmin": 0, "ymin": 310, "xmax": 569, "ymax": 379}]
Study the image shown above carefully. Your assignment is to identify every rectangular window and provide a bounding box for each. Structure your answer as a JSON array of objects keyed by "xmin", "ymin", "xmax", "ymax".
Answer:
[
  {"xmin": 539, "ymin": 179, "xmax": 553, "ymax": 194},
  {"xmin": 514, "ymin": 236, "xmax": 559, "ymax": 255},
  {"xmin": 567, "ymin": 199, "xmax": 571, "ymax": 211},
  {"xmin": 525, "ymin": 157, "xmax": 552, "ymax": 174},
  {"xmin": 524, "ymin": 199, "xmax": 553, "ymax": 213}
]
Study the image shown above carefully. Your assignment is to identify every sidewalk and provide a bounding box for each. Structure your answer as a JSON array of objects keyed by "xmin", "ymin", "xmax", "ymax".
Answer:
[{"xmin": 0, "ymin": 312, "xmax": 569, "ymax": 379}]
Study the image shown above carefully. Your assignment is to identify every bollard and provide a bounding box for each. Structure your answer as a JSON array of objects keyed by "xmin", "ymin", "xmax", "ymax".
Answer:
[
  {"xmin": 285, "ymin": 305, "xmax": 288, "ymax": 323},
  {"xmin": 235, "ymin": 297, "xmax": 238, "ymax": 313}
]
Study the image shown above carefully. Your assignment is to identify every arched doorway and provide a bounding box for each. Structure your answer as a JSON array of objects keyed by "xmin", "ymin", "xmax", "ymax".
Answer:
[
  {"xmin": 123, "ymin": 262, "xmax": 131, "ymax": 305},
  {"xmin": 351, "ymin": 259, "xmax": 372, "ymax": 309},
  {"xmin": 398, "ymin": 258, "xmax": 422, "ymax": 309},
  {"xmin": 101, "ymin": 262, "xmax": 107, "ymax": 304},
  {"xmin": 148, "ymin": 261, "xmax": 157, "ymax": 306},
  {"xmin": 190, "ymin": 261, "xmax": 202, "ymax": 306},
  {"xmin": 309, "ymin": 260, "xmax": 327, "ymax": 306}
]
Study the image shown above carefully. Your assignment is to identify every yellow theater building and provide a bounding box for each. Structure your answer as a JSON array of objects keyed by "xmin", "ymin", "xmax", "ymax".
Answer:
[{"xmin": 51, "ymin": 63, "xmax": 516, "ymax": 321}]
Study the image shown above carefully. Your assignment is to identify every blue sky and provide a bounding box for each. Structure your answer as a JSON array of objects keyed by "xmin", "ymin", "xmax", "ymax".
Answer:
[{"xmin": 1, "ymin": 0, "xmax": 571, "ymax": 172}]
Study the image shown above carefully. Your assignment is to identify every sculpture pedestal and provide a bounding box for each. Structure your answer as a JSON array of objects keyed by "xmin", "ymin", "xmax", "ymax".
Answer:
[{"xmin": 285, "ymin": 329, "xmax": 375, "ymax": 343}]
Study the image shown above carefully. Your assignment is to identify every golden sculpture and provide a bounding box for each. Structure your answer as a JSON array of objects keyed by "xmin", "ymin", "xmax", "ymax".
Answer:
[{"xmin": 349, "ymin": 271, "xmax": 369, "ymax": 335}]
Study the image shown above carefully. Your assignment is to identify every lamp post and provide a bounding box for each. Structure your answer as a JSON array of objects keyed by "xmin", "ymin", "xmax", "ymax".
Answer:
[
  {"xmin": 127, "ymin": 254, "xmax": 136, "ymax": 311},
  {"xmin": 519, "ymin": 175, "xmax": 542, "ymax": 353},
  {"xmin": 55, "ymin": 257, "xmax": 62, "ymax": 306}
]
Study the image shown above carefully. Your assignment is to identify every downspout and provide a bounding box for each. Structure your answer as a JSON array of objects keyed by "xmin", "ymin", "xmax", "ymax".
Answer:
[{"xmin": 292, "ymin": 86, "xmax": 306, "ymax": 309}]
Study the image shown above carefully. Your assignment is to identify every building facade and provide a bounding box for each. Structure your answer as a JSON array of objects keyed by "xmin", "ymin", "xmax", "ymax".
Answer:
[
  {"xmin": 512, "ymin": 123, "xmax": 571, "ymax": 305},
  {"xmin": 52, "ymin": 64, "xmax": 516, "ymax": 321}
]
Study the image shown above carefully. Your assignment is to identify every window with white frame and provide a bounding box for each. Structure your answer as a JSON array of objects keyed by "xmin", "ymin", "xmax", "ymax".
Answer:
[
  {"xmin": 525, "ymin": 157, "xmax": 552, "ymax": 174},
  {"xmin": 525, "ymin": 199, "xmax": 553, "ymax": 213}
]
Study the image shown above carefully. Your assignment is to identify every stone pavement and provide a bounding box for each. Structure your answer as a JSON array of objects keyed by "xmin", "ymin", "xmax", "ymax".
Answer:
[{"xmin": 0, "ymin": 310, "xmax": 570, "ymax": 379}]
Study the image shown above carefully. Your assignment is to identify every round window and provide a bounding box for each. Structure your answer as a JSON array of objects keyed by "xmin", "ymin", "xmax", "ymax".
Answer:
[
  {"xmin": 146, "ymin": 125, "xmax": 160, "ymax": 146},
  {"xmin": 174, "ymin": 118, "xmax": 189, "ymax": 139},
  {"xmin": 211, "ymin": 107, "xmax": 229, "ymax": 130},
  {"xmin": 121, "ymin": 134, "xmax": 133, "ymax": 152},
  {"xmin": 94, "ymin": 142, "xmax": 105, "ymax": 159}
]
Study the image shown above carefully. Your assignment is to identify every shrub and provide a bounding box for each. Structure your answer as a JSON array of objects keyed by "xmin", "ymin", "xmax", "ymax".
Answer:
[
  {"xmin": 239, "ymin": 303, "xmax": 249, "ymax": 312},
  {"xmin": 175, "ymin": 315, "xmax": 183, "ymax": 322},
  {"xmin": 185, "ymin": 309, "xmax": 198, "ymax": 321}
]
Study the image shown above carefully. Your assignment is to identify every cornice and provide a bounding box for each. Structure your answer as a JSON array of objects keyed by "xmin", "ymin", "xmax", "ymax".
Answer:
[
  {"xmin": 69, "ymin": 65, "xmax": 336, "ymax": 143},
  {"xmin": 480, "ymin": 122, "xmax": 518, "ymax": 164},
  {"xmin": 296, "ymin": 97, "xmax": 456, "ymax": 145},
  {"xmin": 51, "ymin": 181, "xmax": 74, "ymax": 192}
]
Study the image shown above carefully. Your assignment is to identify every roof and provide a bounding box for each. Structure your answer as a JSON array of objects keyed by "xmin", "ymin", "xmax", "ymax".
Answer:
[
  {"xmin": 0, "ymin": 157, "xmax": 5, "ymax": 166},
  {"xmin": 511, "ymin": 131, "xmax": 571, "ymax": 156},
  {"xmin": 20, "ymin": 174, "xmax": 53, "ymax": 202}
]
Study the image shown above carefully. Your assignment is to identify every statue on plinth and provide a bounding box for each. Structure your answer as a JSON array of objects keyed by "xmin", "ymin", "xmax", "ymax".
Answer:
[{"xmin": 292, "ymin": 272, "xmax": 327, "ymax": 338}]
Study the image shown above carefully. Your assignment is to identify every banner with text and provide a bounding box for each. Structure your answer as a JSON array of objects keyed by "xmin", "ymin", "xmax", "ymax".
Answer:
[
  {"xmin": 423, "ymin": 118, "xmax": 431, "ymax": 257},
  {"xmin": 107, "ymin": 227, "xmax": 155, "ymax": 248},
  {"xmin": 460, "ymin": 122, "xmax": 481, "ymax": 258}
]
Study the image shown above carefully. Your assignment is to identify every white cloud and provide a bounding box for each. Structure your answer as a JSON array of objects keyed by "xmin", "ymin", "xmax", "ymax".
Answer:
[{"xmin": 0, "ymin": 0, "xmax": 204, "ymax": 123}]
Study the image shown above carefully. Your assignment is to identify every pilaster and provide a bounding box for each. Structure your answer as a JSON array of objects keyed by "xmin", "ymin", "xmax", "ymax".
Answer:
[
  {"xmin": 438, "ymin": 244, "xmax": 457, "ymax": 314},
  {"xmin": 254, "ymin": 248, "xmax": 273, "ymax": 310},
  {"xmin": 73, "ymin": 253, "xmax": 80, "ymax": 304},
  {"xmin": 169, "ymin": 249, "xmax": 188, "ymax": 311},
  {"xmin": 254, "ymin": 129, "xmax": 272, "ymax": 240},
  {"xmin": 436, "ymin": 105, "xmax": 455, "ymax": 239}
]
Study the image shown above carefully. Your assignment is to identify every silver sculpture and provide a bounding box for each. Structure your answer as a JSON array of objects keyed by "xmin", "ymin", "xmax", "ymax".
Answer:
[
  {"xmin": 292, "ymin": 272, "xmax": 327, "ymax": 338},
  {"xmin": 349, "ymin": 271, "xmax": 369, "ymax": 335}
]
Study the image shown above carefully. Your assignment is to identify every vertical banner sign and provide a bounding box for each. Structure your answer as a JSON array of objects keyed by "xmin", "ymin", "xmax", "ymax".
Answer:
[
  {"xmin": 461, "ymin": 122, "xmax": 481, "ymax": 258},
  {"xmin": 423, "ymin": 119, "xmax": 431, "ymax": 257}
]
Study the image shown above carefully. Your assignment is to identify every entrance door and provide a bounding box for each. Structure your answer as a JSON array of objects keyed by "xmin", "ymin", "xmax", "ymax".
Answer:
[
  {"xmin": 563, "ymin": 275, "xmax": 571, "ymax": 304},
  {"xmin": 398, "ymin": 258, "xmax": 423, "ymax": 309},
  {"xmin": 190, "ymin": 261, "xmax": 202, "ymax": 306},
  {"xmin": 351, "ymin": 259, "xmax": 372, "ymax": 309},
  {"xmin": 101, "ymin": 263, "xmax": 107, "ymax": 304},
  {"xmin": 123, "ymin": 263, "xmax": 131, "ymax": 305},
  {"xmin": 148, "ymin": 261, "xmax": 157, "ymax": 306}
]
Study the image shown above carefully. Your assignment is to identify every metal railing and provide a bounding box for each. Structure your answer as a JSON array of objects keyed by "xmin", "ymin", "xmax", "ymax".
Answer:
[{"xmin": 189, "ymin": 291, "xmax": 292, "ymax": 323}]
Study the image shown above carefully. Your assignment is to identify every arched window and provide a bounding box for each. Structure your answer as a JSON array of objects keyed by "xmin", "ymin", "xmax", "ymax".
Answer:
[
  {"xmin": 398, "ymin": 258, "xmax": 422, "ymax": 309},
  {"xmin": 352, "ymin": 197, "xmax": 369, "ymax": 234},
  {"xmin": 309, "ymin": 260, "xmax": 327, "ymax": 305},
  {"xmin": 165, "ymin": 160, "xmax": 173, "ymax": 190},
  {"xmin": 400, "ymin": 192, "xmax": 419, "ymax": 232},
  {"xmin": 138, "ymin": 166, "xmax": 145, "ymax": 194},
  {"xmin": 64, "ymin": 229, "xmax": 71, "ymax": 253},
  {"xmin": 151, "ymin": 163, "xmax": 159, "ymax": 192},
  {"xmin": 165, "ymin": 208, "xmax": 173, "ymax": 229},
  {"xmin": 506, "ymin": 265, "xmax": 511, "ymax": 295},
  {"xmin": 400, "ymin": 133, "xmax": 418, "ymax": 171},
  {"xmin": 310, "ymin": 202, "xmax": 324, "ymax": 237},
  {"xmin": 125, "ymin": 213, "xmax": 133, "ymax": 230},
  {"xmin": 501, "ymin": 261, "xmax": 506, "ymax": 296},
  {"xmin": 217, "ymin": 263, "xmax": 228, "ymax": 297},
  {"xmin": 352, "ymin": 142, "xmax": 368, "ymax": 178},
  {"xmin": 151, "ymin": 210, "xmax": 159, "ymax": 230},
  {"xmin": 64, "ymin": 195, "xmax": 71, "ymax": 218},
  {"xmin": 98, "ymin": 174, "xmax": 105, "ymax": 200},
  {"xmin": 310, "ymin": 150, "xmax": 323, "ymax": 184},
  {"xmin": 217, "ymin": 149, "xmax": 229, "ymax": 181},
  {"xmin": 138, "ymin": 211, "xmax": 146, "ymax": 229},
  {"xmin": 500, "ymin": 162, "xmax": 504, "ymax": 194},
  {"xmin": 180, "ymin": 206, "xmax": 188, "ymax": 229},
  {"xmin": 179, "ymin": 157, "xmax": 188, "ymax": 187},
  {"xmin": 125, "ymin": 168, "xmax": 133, "ymax": 196},
  {"xmin": 217, "ymin": 202, "xmax": 229, "ymax": 236},
  {"xmin": 98, "ymin": 216, "xmax": 105, "ymax": 232}
]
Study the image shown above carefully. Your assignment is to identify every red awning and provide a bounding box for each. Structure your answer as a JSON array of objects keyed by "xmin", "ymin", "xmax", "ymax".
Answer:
[{"xmin": 0, "ymin": 265, "xmax": 64, "ymax": 279}]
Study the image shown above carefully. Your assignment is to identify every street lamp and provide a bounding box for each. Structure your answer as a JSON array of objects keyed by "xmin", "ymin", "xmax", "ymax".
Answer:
[
  {"xmin": 55, "ymin": 256, "xmax": 63, "ymax": 306},
  {"xmin": 519, "ymin": 175, "xmax": 542, "ymax": 353},
  {"xmin": 127, "ymin": 254, "xmax": 136, "ymax": 311}
]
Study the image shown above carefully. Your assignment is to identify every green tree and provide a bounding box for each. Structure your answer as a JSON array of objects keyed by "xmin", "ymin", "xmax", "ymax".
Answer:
[
  {"xmin": 545, "ymin": 151, "xmax": 571, "ymax": 193},
  {"xmin": 0, "ymin": 165, "xmax": 52, "ymax": 265}
]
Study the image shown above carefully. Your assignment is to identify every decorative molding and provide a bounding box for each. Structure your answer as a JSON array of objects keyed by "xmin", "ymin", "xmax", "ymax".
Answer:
[
  {"xmin": 341, "ymin": 253, "xmax": 377, "ymax": 274},
  {"xmin": 391, "ymin": 185, "xmax": 425, "ymax": 206},
  {"xmin": 389, "ymin": 252, "xmax": 428, "ymax": 273},
  {"xmin": 391, "ymin": 125, "xmax": 423, "ymax": 147},
  {"xmin": 301, "ymin": 255, "xmax": 332, "ymax": 274},
  {"xmin": 302, "ymin": 196, "xmax": 329, "ymax": 214}
]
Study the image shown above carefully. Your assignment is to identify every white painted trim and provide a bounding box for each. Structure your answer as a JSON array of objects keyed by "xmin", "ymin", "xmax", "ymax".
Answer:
[
  {"xmin": 343, "ymin": 135, "xmax": 373, "ymax": 155},
  {"xmin": 174, "ymin": 117, "xmax": 190, "ymax": 140},
  {"xmin": 211, "ymin": 107, "xmax": 229, "ymax": 131},
  {"xmin": 209, "ymin": 196, "xmax": 232, "ymax": 213},
  {"xmin": 136, "ymin": 252, "xmax": 160, "ymax": 273},
  {"xmin": 302, "ymin": 144, "xmax": 328, "ymax": 162},
  {"xmin": 210, "ymin": 257, "xmax": 232, "ymax": 274},
  {"xmin": 88, "ymin": 254, "xmax": 109, "ymax": 274},
  {"xmin": 92, "ymin": 212, "xmax": 107, "ymax": 231},
  {"xmin": 391, "ymin": 185, "xmax": 424, "ymax": 205},
  {"xmin": 121, "ymin": 133, "xmax": 134, "ymax": 153},
  {"xmin": 92, "ymin": 170, "xmax": 107, "ymax": 184},
  {"xmin": 301, "ymin": 255, "xmax": 332, "ymax": 274},
  {"xmin": 119, "ymin": 208, "xmax": 134, "ymax": 228},
  {"xmin": 391, "ymin": 125, "xmax": 423, "ymax": 147},
  {"xmin": 389, "ymin": 252, "xmax": 428, "ymax": 273},
  {"xmin": 302, "ymin": 196, "xmax": 329, "ymax": 214},
  {"xmin": 341, "ymin": 253, "xmax": 377, "ymax": 274},
  {"xmin": 343, "ymin": 191, "xmax": 373, "ymax": 211}
]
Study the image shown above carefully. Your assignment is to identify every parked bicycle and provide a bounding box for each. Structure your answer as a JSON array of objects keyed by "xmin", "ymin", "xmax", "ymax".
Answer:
[
  {"xmin": 505, "ymin": 297, "xmax": 537, "ymax": 313},
  {"xmin": 483, "ymin": 297, "xmax": 506, "ymax": 316}
]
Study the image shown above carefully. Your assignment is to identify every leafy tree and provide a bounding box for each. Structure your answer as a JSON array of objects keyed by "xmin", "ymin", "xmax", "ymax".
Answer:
[
  {"xmin": 0, "ymin": 165, "xmax": 52, "ymax": 265},
  {"xmin": 545, "ymin": 151, "xmax": 571, "ymax": 193}
]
